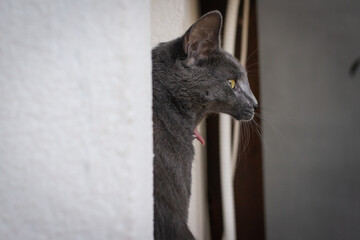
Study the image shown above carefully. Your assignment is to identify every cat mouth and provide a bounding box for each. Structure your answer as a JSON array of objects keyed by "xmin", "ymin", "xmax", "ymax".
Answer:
[
  {"xmin": 242, "ymin": 109, "xmax": 255, "ymax": 121},
  {"xmin": 193, "ymin": 129, "xmax": 205, "ymax": 146},
  {"xmin": 192, "ymin": 109, "xmax": 254, "ymax": 145}
]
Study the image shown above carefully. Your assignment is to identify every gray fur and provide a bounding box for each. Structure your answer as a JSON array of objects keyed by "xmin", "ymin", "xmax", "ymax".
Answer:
[{"xmin": 152, "ymin": 11, "xmax": 257, "ymax": 239}]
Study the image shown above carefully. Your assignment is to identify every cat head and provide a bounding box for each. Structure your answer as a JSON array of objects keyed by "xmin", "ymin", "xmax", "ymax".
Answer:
[{"xmin": 182, "ymin": 11, "xmax": 258, "ymax": 122}]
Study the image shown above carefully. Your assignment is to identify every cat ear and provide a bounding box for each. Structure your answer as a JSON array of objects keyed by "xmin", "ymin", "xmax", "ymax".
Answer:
[{"xmin": 183, "ymin": 11, "xmax": 222, "ymax": 64}]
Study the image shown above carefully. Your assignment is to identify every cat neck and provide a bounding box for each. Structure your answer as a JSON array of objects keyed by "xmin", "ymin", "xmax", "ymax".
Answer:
[{"xmin": 153, "ymin": 85, "xmax": 196, "ymax": 138}]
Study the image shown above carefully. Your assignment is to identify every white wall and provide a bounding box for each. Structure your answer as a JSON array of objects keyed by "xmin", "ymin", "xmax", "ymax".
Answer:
[
  {"xmin": 0, "ymin": 1, "xmax": 153, "ymax": 239},
  {"xmin": 151, "ymin": 0, "xmax": 184, "ymax": 46}
]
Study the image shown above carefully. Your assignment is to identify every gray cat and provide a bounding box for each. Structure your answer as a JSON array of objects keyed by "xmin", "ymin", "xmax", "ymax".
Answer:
[{"xmin": 152, "ymin": 11, "xmax": 258, "ymax": 239}]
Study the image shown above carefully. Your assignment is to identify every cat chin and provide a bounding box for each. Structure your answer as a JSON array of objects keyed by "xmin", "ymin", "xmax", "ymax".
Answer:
[
  {"xmin": 231, "ymin": 111, "xmax": 254, "ymax": 121},
  {"xmin": 242, "ymin": 116, "xmax": 255, "ymax": 122},
  {"xmin": 232, "ymin": 116, "xmax": 254, "ymax": 122}
]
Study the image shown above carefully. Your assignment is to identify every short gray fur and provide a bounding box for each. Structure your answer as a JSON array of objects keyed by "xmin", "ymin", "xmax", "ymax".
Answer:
[{"xmin": 152, "ymin": 11, "xmax": 257, "ymax": 239}]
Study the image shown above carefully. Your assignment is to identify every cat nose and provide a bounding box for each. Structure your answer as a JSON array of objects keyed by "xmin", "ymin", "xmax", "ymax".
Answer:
[{"xmin": 248, "ymin": 96, "xmax": 258, "ymax": 110}]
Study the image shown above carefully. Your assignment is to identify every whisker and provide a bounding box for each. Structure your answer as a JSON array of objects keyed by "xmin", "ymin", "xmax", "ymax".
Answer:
[
  {"xmin": 242, "ymin": 121, "xmax": 251, "ymax": 169},
  {"xmin": 246, "ymin": 73, "xmax": 259, "ymax": 77},
  {"xmin": 255, "ymin": 113, "xmax": 287, "ymax": 142},
  {"xmin": 237, "ymin": 121, "xmax": 251, "ymax": 170},
  {"xmin": 246, "ymin": 48, "xmax": 259, "ymax": 64},
  {"xmin": 245, "ymin": 69, "xmax": 259, "ymax": 74},
  {"xmin": 257, "ymin": 105, "xmax": 292, "ymax": 119},
  {"xmin": 256, "ymin": 106, "xmax": 273, "ymax": 112},
  {"xmin": 257, "ymin": 104, "xmax": 274, "ymax": 110},
  {"xmin": 246, "ymin": 73, "xmax": 258, "ymax": 76},
  {"xmin": 249, "ymin": 118, "xmax": 270, "ymax": 153},
  {"xmin": 245, "ymin": 61, "xmax": 260, "ymax": 71},
  {"xmin": 260, "ymin": 104, "xmax": 291, "ymax": 120},
  {"xmin": 246, "ymin": 72, "xmax": 259, "ymax": 76},
  {"xmin": 235, "ymin": 123, "xmax": 242, "ymax": 169}
]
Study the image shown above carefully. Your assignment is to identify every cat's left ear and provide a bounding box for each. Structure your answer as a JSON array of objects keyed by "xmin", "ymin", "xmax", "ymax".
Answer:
[{"xmin": 183, "ymin": 11, "xmax": 222, "ymax": 64}]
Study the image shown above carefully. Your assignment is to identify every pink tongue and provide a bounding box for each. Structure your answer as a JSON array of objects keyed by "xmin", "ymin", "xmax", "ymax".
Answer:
[{"xmin": 193, "ymin": 129, "xmax": 205, "ymax": 146}]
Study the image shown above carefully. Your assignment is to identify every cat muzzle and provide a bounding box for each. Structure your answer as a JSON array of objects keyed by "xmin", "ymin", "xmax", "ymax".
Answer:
[{"xmin": 241, "ymin": 108, "xmax": 255, "ymax": 121}]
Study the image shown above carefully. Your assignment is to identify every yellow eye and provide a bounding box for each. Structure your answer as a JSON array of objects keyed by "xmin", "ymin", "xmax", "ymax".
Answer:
[{"xmin": 228, "ymin": 79, "xmax": 236, "ymax": 89}]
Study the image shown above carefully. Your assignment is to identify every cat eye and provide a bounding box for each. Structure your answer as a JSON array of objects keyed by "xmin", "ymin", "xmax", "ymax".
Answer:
[{"xmin": 228, "ymin": 79, "xmax": 236, "ymax": 89}]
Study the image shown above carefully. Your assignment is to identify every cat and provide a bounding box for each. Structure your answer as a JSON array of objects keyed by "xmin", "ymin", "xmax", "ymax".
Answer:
[{"xmin": 152, "ymin": 10, "xmax": 258, "ymax": 239}]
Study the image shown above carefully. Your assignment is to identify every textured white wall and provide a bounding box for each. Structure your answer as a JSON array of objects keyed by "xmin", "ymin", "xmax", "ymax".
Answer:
[
  {"xmin": 0, "ymin": 1, "xmax": 153, "ymax": 239},
  {"xmin": 151, "ymin": 0, "xmax": 184, "ymax": 46}
]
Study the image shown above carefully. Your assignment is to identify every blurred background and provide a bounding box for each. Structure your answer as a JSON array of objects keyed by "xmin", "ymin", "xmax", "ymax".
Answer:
[
  {"xmin": 1, "ymin": 0, "xmax": 360, "ymax": 240},
  {"xmin": 259, "ymin": 1, "xmax": 360, "ymax": 240},
  {"xmin": 195, "ymin": 0, "xmax": 360, "ymax": 240}
]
